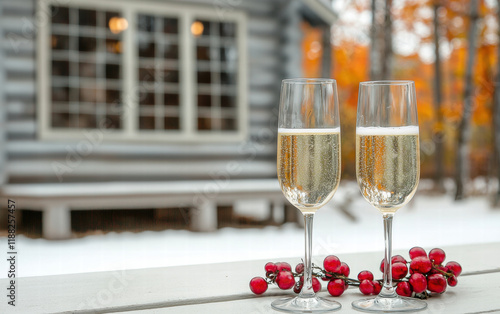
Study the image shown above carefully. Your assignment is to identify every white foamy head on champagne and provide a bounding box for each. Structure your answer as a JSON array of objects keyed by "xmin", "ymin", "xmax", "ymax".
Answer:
[
  {"xmin": 278, "ymin": 127, "xmax": 341, "ymax": 134},
  {"xmin": 356, "ymin": 126, "xmax": 419, "ymax": 136}
]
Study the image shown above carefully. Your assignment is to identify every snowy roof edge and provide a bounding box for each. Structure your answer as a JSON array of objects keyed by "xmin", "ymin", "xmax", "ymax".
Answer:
[{"xmin": 301, "ymin": 0, "xmax": 337, "ymax": 25}]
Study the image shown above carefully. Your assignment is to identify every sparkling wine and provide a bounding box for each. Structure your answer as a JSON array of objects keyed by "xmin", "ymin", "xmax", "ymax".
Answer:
[
  {"xmin": 277, "ymin": 128, "xmax": 341, "ymax": 213},
  {"xmin": 356, "ymin": 126, "xmax": 420, "ymax": 213}
]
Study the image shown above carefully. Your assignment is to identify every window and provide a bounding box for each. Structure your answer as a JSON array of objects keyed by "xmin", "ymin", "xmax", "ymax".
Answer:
[{"xmin": 38, "ymin": 0, "xmax": 247, "ymax": 142}]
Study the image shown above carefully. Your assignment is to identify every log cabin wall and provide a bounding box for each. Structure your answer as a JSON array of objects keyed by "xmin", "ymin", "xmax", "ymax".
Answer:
[{"xmin": 0, "ymin": 0, "xmax": 300, "ymax": 185}]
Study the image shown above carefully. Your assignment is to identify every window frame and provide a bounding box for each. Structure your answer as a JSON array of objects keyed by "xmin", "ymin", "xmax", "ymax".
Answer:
[{"xmin": 37, "ymin": 0, "xmax": 248, "ymax": 142}]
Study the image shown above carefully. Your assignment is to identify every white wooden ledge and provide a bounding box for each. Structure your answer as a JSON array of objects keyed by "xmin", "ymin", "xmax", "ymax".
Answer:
[
  {"xmin": 1, "ymin": 242, "xmax": 499, "ymax": 313},
  {"xmin": 0, "ymin": 179, "xmax": 286, "ymax": 239}
]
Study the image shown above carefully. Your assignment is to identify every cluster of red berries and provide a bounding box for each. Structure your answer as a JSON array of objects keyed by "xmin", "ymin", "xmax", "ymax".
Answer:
[{"xmin": 249, "ymin": 247, "xmax": 462, "ymax": 299}]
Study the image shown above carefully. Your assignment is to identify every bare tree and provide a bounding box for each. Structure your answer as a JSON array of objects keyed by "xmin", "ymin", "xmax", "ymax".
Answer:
[
  {"xmin": 369, "ymin": 0, "xmax": 393, "ymax": 80},
  {"xmin": 432, "ymin": 0, "xmax": 445, "ymax": 192},
  {"xmin": 455, "ymin": 0, "xmax": 479, "ymax": 200},
  {"xmin": 381, "ymin": 0, "xmax": 393, "ymax": 80},
  {"xmin": 370, "ymin": 0, "xmax": 380, "ymax": 80},
  {"xmin": 493, "ymin": 0, "xmax": 500, "ymax": 207}
]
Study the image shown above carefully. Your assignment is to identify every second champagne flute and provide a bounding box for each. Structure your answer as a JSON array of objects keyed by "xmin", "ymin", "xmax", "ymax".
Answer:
[
  {"xmin": 274, "ymin": 78, "xmax": 341, "ymax": 313},
  {"xmin": 352, "ymin": 81, "xmax": 427, "ymax": 312}
]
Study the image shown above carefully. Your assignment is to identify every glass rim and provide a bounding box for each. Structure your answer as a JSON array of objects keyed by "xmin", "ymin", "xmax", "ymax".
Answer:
[
  {"xmin": 360, "ymin": 80, "xmax": 414, "ymax": 86},
  {"xmin": 282, "ymin": 78, "xmax": 336, "ymax": 85}
]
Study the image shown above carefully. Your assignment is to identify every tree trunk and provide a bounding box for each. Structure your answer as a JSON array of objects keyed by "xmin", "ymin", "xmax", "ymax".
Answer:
[
  {"xmin": 370, "ymin": 0, "xmax": 380, "ymax": 80},
  {"xmin": 455, "ymin": 0, "xmax": 479, "ymax": 201},
  {"xmin": 493, "ymin": 0, "xmax": 500, "ymax": 207},
  {"xmin": 432, "ymin": 1, "xmax": 445, "ymax": 192},
  {"xmin": 321, "ymin": 24, "xmax": 332, "ymax": 78},
  {"xmin": 381, "ymin": 0, "xmax": 393, "ymax": 80}
]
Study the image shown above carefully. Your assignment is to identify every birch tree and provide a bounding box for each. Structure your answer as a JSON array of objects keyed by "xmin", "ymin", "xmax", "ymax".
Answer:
[{"xmin": 455, "ymin": 0, "xmax": 479, "ymax": 200}]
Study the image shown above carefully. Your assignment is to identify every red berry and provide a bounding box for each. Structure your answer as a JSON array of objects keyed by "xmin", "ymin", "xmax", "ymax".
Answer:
[
  {"xmin": 293, "ymin": 278, "xmax": 303, "ymax": 294},
  {"xmin": 430, "ymin": 265, "xmax": 449, "ymax": 275},
  {"xmin": 429, "ymin": 248, "xmax": 446, "ymax": 265},
  {"xmin": 359, "ymin": 280, "xmax": 374, "ymax": 295},
  {"xmin": 409, "ymin": 247, "xmax": 427, "ymax": 260},
  {"xmin": 276, "ymin": 262, "xmax": 292, "ymax": 272},
  {"xmin": 409, "ymin": 273, "xmax": 427, "ymax": 293},
  {"xmin": 312, "ymin": 277, "xmax": 322, "ymax": 293},
  {"xmin": 340, "ymin": 262, "xmax": 350, "ymax": 277},
  {"xmin": 392, "ymin": 262, "xmax": 408, "ymax": 280},
  {"xmin": 372, "ymin": 281, "xmax": 382, "ymax": 295},
  {"xmin": 445, "ymin": 261, "xmax": 462, "ymax": 277},
  {"xmin": 327, "ymin": 279, "xmax": 345, "ymax": 296},
  {"xmin": 358, "ymin": 270, "xmax": 374, "ymax": 281},
  {"xmin": 396, "ymin": 281, "xmax": 412, "ymax": 297},
  {"xmin": 295, "ymin": 263, "xmax": 304, "ymax": 274},
  {"xmin": 447, "ymin": 275, "xmax": 458, "ymax": 287},
  {"xmin": 249, "ymin": 277, "xmax": 268, "ymax": 295},
  {"xmin": 323, "ymin": 255, "xmax": 341, "ymax": 273},
  {"xmin": 427, "ymin": 274, "xmax": 447, "ymax": 293},
  {"xmin": 265, "ymin": 262, "xmax": 277, "ymax": 273},
  {"xmin": 392, "ymin": 255, "xmax": 407, "ymax": 265},
  {"xmin": 410, "ymin": 256, "xmax": 432, "ymax": 274},
  {"xmin": 321, "ymin": 273, "xmax": 334, "ymax": 281},
  {"xmin": 276, "ymin": 271, "xmax": 295, "ymax": 290}
]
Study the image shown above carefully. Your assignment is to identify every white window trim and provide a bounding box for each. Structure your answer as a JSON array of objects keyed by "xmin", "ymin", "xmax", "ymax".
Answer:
[{"xmin": 37, "ymin": 0, "xmax": 248, "ymax": 143}]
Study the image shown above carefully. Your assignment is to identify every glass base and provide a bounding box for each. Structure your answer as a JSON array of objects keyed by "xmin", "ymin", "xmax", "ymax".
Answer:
[
  {"xmin": 352, "ymin": 295, "xmax": 427, "ymax": 312},
  {"xmin": 271, "ymin": 295, "xmax": 341, "ymax": 313}
]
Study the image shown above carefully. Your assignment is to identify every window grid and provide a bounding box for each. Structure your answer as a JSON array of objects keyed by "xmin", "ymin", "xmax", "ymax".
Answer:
[{"xmin": 39, "ymin": 0, "xmax": 247, "ymax": 142}]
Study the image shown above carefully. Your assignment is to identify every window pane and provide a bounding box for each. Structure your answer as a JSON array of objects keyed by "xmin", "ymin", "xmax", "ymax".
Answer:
[
  {"xmin": 221, "ymin": 72, "xmax": 236, "ymax": 85},
  {"xmin": 197, "ymin": 71, "xmax": 211, "ymax": 84},
  {"xmin": 139, "ymin": 68, "xmax": 155, "ymax": 82},
  {"xmin": 139, "ymin": 41, "xmax": 155, "ymax": 58},
  {"xmin": 164, "ymin": 116, "xmax": 179, "ymax": 130},
  {"xmin": 139, "ymin": 116, "xmax": 155, "ymax": 129},
  {"xmin": 79, "ymin": 36, "xmax": 97, "ymax": 52},
  {"xmin": 164, "ymin": 69, "xmax": 178, "ymax": 83},
  {"xmin": 164, "ymin": 18, "xmax": 178, "ymax": 34},
  {"xmin": 52, "ymin": 60, "xmax": 69, "ymax": 76},
  {"xmin": 52, "ymin": 35, "xmax": 69, "ymax": 50},
  {"xmin": 106, "ymin": 39, "xmax": 122, "ymax": 54},
  {"xmin": 219, "ymin": 22, "xmax": 236, "ymax": 37},
  {"xmin": 196, "ymin": 46, "xmax": 210, "ymax": 61},
  {"xmin": 138, "ymin": 15, "xmax": 155, "ymax": 32},
  {"xmin": 52, "ymin": 112, "xmax": 70, "ymax": 128},
  {"xmin": 164, "ymin": 94, "xmax": 179, "ymax": 107},
  {"xmin": 197, "ymin": 117, "xmax": 212, "ymax": 130},
  {"xmin": 78, "ymin": 9, "xmax": 97, "ymax": 27},
  {"xmin": 106, "ymin": 115, "xmax": 121, "ymax": 129},
  {"xmin": 52, "ymin": 86, "xmax": 69, "ymax": 102},
  {"xmin": 164, "ymin": 43, "xmax": 178, "ymax": 59},
  {"xmin": 106, "ymin": 89, "xmax": 120, "ymax": 104},
  {"xmin": 221, "ymin": 118, "xmax": 236, "ymax": 131},
  {"xmin": 197, "ymin": 94, "xmax": 211, "ymax": 107},
  {"xmin": 139, "ymin": 92, "xmax": 155, "ymax": 106},
  {"xmin": 51, "ymin": 6, "xmax": 69, "ymax": 24},
  {"xmin": 106, "ymin": 64, "xmax": 121, "ymax": 79},
  {"xmin": 79, "ymin": 62, "xmax": 96, "ymax": 78},
  {"xmin": 221, "ymin": 95, "xmax": 236, "ymax": 108},
  {"xmin": 79, "ymin": 114, "xmax": 97, "ymax": 128}
]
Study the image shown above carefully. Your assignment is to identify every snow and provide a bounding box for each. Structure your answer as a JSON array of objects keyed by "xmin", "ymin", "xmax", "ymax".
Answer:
[{"xmin": 2, "ymin": 180, "xmax": 499, "ymax": 278}]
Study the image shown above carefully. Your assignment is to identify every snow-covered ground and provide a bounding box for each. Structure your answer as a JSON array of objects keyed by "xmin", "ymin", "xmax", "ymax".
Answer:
[{"xmin": 1, "ymin": 181, "xmax": 499, "ymax": 278}]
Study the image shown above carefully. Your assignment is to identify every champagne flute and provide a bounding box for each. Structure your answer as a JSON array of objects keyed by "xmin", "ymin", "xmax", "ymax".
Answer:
[
  {"xmin": 273, "ymin": 78, "xmax": 341, "ymax": 313},
  {"xmin": 352, "ymin": 81, "xmax": 427, "ymax": 312}
]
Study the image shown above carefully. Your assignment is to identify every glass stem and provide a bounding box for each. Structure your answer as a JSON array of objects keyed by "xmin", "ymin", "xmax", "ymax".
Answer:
[
  {"xmin": 299, "ymin": 213, "xmax": 315, "ymax": 299},
  {"xmin": 380, "ymin": 213, "xmax": 397, "ymax": 298}
]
